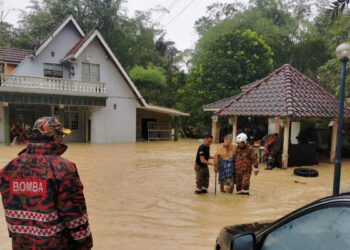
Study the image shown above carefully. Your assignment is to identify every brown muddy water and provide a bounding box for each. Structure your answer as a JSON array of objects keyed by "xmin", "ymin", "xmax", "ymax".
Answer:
[{"xmin": 0, "ymin": 140, "xmax": 350, "ymax": 250}]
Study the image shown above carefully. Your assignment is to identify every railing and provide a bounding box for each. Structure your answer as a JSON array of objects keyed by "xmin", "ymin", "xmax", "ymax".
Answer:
[
  {"xmin": 0, "ymin": 74, "xmax": 106, "ymax": 96},
  {"xmin": 148, "ymin": 122, "xmax": 172, "ymax": 140}
]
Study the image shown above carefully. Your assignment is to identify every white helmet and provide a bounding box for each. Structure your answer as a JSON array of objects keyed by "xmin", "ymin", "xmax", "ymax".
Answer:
[{"xmin": 236, "ymin": 133, "xmax": 248, "ymax": 143}]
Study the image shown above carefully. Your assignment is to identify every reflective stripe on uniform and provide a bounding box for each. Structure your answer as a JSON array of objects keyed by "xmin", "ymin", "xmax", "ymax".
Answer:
[
  {"xmin": 71, "ymin": 226, "xmax": 91, "ymax": 240},
  {"xmin": 5, "ymin": 209, "xmax": 58, "ymax": 222},
  {"xmin": 68, "ymin": 213, "xmax": 88, "ymax": 229},
  {"xmin": 7, "ymin": 223, "xmax": 65, "ymax": 237}
]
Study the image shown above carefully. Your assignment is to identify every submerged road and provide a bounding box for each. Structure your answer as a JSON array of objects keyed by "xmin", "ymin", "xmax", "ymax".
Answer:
[{"xmin": 0, "ymin": 140, "xmax": 350, "ymax": 249}]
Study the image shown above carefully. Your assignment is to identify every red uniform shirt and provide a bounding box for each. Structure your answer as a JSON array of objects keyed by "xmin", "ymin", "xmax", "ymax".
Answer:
[{"xmin": 0, "ymin": 142, "xmax": 93, "ymax": 250}]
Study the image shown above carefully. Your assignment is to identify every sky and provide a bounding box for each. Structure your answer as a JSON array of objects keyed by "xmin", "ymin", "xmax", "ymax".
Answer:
[{"xmin": 2, "ymin": 0, "xmax": 235, "ymax": 51}]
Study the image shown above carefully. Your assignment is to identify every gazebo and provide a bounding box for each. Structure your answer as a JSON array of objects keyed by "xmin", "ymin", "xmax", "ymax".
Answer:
[{"xmin": 213, "ymin": 64, "xmax": 350, "ymax": 168}]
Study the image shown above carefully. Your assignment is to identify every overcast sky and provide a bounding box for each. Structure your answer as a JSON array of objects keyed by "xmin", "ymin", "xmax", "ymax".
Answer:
[{"xmin": 2, "ymin": 0, "xmax": 236, "ymax": 51}]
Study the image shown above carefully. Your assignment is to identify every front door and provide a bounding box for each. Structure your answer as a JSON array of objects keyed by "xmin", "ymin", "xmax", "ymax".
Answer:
[{"xmin": 142, "ymin": 119, "xmax": 156, "ymax": 140}]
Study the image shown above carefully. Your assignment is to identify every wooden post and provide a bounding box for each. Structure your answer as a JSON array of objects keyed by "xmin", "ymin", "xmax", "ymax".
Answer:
[
  {"xmin": 330, "ymin": 119, "xmax": 338, "ymax": 163},
  {"xmin": 211, "ymin": 115, "xmax": 219, "ymax": 143},
  {"xmin": 282, "ymin": 118, "xmax": 290, "ymax": 169},
  {"xmin": 173, "ymin": 116, "xmax": 179, "ymax": 141},
  {"xmin": 275, "ymin": 117, "xmax": 281, "ymax": 134},
  {"xmin": 4, "ymin": 105, "xmax": 9, "ymax": 145},
  {"xmin": 232, "ymin": 116, "xmax": 238, "ymax": 143}
]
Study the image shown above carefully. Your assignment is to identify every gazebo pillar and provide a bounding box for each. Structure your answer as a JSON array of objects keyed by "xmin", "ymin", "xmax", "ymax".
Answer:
[
  {"xmin": 330, "ymin": 119, "xmax": 338, "ymax": 163},
  {"xmin": 211, "ymin": 115, "xmax": 220, "ymax": 143},
  {"xmin": 282, "ymin": 118, "xmax": 291, "ymax": 169},
  {"xmin": 231, "ymin": 116, "xmax": 238, "ymax": 143},
  {"xmin": 275, "ymin": 117, "xmax": 281, "ymax": 134}
]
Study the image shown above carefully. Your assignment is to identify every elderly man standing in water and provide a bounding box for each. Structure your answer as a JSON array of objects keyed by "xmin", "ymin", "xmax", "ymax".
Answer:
[
  {"xmin": 194, "ymin": 135, "xmax": 214, "ymax": 194},
  {"xmin": 235, "ymin": 133, "xmax": 259, "ymax": 195},
  {"xmin": 214, "ymin": 135, "xmax": 236, "ymax": 194}
]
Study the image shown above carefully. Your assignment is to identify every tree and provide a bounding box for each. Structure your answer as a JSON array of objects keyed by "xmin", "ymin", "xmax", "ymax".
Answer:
[
  {"xmin": 327, "ymin": 0, "xmax": 350, "ymax": 19},
  {"xmin": 194, "ymin": 2, "xmax": 241, "ymax": 37},
  {"xmin": 177, "ymin": 29, "xmax": 273, "ymax": 137},
  {"xmin": 129, "ymin": 65, "xmax": 167, "ymax": 105},
  {"xmin": 318, "ymin": 58, "xmax": 350, "ymax": 97}
]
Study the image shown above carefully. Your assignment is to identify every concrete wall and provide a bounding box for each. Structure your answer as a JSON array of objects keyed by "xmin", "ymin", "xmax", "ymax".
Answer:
[
  {"xmin": 136, "ymin": 109, "xmax": 171, "ymax": 140},
  {"xmin": 13, "ymin": 22, "xmax": 82, "ymax": 78},
  {"xmin": 11, "ymin": 22, "xmax": 142, "ymax": 143},
  {"xmin": 0, "ymin": 106, "xmax": 4, "ymax": 143},
  {"xmin": 79, "ymin": 40, "xmax": 139, "ymax": 143}
]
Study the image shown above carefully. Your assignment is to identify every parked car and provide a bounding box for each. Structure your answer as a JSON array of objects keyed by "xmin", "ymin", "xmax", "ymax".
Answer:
[{"xmin": 215, "ymin": 193, "xmax": 350, "ymax": 250}]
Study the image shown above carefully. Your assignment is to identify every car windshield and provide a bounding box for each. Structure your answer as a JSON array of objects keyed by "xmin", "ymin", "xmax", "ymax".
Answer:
[{"xmin": 262, "ymin": 206, "xmax": 350, "ymax": 250}]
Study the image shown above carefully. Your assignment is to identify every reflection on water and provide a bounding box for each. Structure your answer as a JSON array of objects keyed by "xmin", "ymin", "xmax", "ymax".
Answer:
[{"xmin": 0, "ymin": 140, "xmax": 350, "ymax": 249}]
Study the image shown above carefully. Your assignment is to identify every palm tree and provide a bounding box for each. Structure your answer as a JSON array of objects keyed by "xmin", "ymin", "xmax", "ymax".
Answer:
[{"xmin": 327, "ymin": 0, "xmax": 350, "ymax": 19}]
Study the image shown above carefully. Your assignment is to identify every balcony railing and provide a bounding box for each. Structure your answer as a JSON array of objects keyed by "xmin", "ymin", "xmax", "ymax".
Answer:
[{"xmin": 0, "ymin": 74, "xmax": 107, "ymax": 97}]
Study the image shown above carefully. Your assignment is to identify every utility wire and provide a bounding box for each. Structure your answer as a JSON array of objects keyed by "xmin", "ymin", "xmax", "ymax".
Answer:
[
  {"xmin": 156, "ymin": 0, "xmax": 182, "ymax": 23},
  {"xmin": 165, "ymin": 0, "xmax": 196, "ymax": 27}
]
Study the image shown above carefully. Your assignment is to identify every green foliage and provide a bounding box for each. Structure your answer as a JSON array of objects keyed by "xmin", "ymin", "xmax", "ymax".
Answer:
[
  {"xmin": 178, "ymin": 29, "xmax": 273, "ymax": 137},
  {"xmin": 129, "ymin": 65, "xmax": 167, "ymax": 87},
  {"xmin": 318, "ymin": 59, "xmax": 350, "ymax": 97},
  {"xmin": 129, "ymin": 65, "xmax": 167, "ymax": 105}
]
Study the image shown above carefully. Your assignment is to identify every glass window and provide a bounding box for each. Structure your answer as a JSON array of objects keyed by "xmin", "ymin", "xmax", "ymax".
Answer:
[
  {"xmin": 63, "ymin": 107, "xmax": 79, "ymax": 130},
  {"xmin": 44, "ymin": 63, "xmax": 63, "ymax": 78},
  {"xmin": 262, "ymin": 206, "xmax": 350, "ymax": 250},
  {"xmin": 82, "ymin": 62, "xmax": 100, "ymax": 82}
]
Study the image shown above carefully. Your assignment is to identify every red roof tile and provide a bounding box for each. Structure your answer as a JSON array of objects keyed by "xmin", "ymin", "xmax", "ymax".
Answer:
[
  {"xmin": 217, "ymin": 64, "xmax": 350, "ymax": 119},
  {"xmin": 203, "ymin": 95, "xmax": 239, "ymax": 110},
  {"xmin": 62, "ymin": 30, "xmax": 95, "ymax": 61},
  {"xmin": 0, "ymin": 48, "xmax": 33, "ymax": 64}
]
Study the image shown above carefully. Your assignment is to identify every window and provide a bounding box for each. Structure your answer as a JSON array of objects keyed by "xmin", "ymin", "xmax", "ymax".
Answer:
[
  {"xmin": 0, "ymin": 63, "xmax": 4, "ymax": 74},
  {"xmin": 82, "ymin": 62, "xmax": 100, "ymax": 82},
  {"xmin": 63, "ymin": 107, "xmax": 79, "ymax": 130},
  {"xmin": 261, "ymin": 206, "xmax": 350, "ymax": 250},
  {"xmin": 44, "ymin": 63, "xmax": 63, "ymax": 78}
]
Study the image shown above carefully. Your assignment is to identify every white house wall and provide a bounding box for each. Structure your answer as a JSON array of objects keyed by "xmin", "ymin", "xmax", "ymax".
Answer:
[
  {"xmin": 13, "ymin": 22, "xmax": 82, "ymax": 77},
  {"xmin": 77, "ymin": 40, "xmax": 138, "ymax": 143}
]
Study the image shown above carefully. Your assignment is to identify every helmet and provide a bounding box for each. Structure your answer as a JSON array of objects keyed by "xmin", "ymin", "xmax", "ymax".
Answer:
[
  {"xmin": 32, "ymin": 116, "xmax": 71, "ymax": 137},
  {"xmin": 236, "ymin": 133, "xmax": 248, "ymax": 143}
]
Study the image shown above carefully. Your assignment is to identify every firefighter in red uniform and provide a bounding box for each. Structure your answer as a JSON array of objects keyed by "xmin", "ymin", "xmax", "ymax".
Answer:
[
  {"xmin": 0, "ymin": 116, "xmax": 93, "ymax": 250},
  {"xmin": 235, "ymin": 133, "xmax": 259, "ymax": 195}
]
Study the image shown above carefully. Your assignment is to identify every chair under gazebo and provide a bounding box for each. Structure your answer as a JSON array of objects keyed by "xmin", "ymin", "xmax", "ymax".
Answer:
[{"xmin": 213, "ymin": 64, "xmax": 350, "ymax": 168}]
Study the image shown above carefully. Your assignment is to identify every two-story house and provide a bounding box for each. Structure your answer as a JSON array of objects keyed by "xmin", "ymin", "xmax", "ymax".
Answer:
[{"xmin": 0, "ymin": 15, "xmax": 188, "ymax": 144}]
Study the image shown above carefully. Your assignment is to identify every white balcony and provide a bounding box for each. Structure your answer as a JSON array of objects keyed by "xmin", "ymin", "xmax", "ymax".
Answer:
[{"xmin": 0, "ymin": 74, "xmax": 107, "ymax": 97}]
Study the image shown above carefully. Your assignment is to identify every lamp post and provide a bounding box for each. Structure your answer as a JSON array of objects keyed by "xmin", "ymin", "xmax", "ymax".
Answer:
[{"xmin": 333, "ymin": 43, "xmax": 350, "ymax": 196}]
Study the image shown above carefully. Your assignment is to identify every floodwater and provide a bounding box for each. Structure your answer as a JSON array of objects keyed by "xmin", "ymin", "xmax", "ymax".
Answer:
[{"xmin": 0, "ymin": 140, "xmax": 350, "ymax": 250}]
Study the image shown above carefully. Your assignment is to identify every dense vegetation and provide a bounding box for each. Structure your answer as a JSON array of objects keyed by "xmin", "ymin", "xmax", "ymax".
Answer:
[{"xmin": 0, "ymin": 0, "xmax": 348, "ymax": 137}]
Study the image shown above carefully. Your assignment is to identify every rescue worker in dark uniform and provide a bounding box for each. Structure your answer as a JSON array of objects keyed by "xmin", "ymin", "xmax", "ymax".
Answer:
[
  {"xmin": 194, "ymin": 135, "xmax": 214, "ymax": 194},
  {"xmin": 0, "ymin": 116, "xmax": 93, "ymax": 250},
  {"xmin": 235, "ymin": 133, "xmax": 259, "ymax": 195}
]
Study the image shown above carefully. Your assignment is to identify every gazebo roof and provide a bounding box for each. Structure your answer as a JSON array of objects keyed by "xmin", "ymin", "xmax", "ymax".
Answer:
[
  {"xmin": 202, "ymin": 82, "xmax": 258, "ymax": 111},
  {"xmin": 203, "ymin": 95, "xmax": 240, "ymax": 111},
  {"xmin": 217, "ymin": 64, "xmax": 350, "ymax": 118}
]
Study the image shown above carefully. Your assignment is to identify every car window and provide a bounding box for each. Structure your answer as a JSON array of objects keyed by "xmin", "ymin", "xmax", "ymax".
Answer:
[{"xmin": 261, "ymin": 206, "xmax": 350, "ymax": 250}]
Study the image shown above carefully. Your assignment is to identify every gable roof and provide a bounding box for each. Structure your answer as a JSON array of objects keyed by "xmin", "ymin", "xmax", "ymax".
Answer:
[
  {"xmin": 34, "ymin": 15, "xmax": 85, "ymax": 57},
  {"xmin": 0, "ymin": 48, "xmax": 33, "ymax": 64},
  {"xmin": 61, "ymin": 29, "xmax": 147, "ymax": 106},
  {"xmin": 217, "ymin": 64, "xmax": 350, "ymax": 119}
]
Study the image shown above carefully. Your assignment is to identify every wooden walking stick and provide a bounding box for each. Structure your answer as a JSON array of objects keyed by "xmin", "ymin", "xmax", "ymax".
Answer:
[{"xmin": 215, "ymin": 172, "xmax": 217, "ymax": 196}]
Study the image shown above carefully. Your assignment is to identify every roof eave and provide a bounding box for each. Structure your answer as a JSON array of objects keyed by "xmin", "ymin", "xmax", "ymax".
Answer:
[
  {"xmin": 203, "ymin": 108, "xmax": 220, "ymax": 112},
  {"xmin": 66, "ymin": 30, "xmax": 147, "ymax": 107},
  {"xmin": 34, "ymin": 15, "xmax": 85, "ymax": 57}
]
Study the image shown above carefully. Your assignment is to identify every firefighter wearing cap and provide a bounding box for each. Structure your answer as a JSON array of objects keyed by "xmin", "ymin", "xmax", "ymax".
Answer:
[
  {"xmin": 235, "ymin": 133, "xmax": 259, "ymax": 195},
  {"xmin": 0, "ymin": 116, "xmax": 93, "ymax": 250}
]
